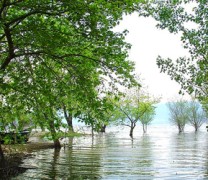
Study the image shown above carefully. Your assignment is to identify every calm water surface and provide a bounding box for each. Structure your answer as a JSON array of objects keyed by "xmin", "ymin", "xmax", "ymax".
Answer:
[{"xmin": 13, "ymin": 125, "xmax": 208, "ymax": 179}]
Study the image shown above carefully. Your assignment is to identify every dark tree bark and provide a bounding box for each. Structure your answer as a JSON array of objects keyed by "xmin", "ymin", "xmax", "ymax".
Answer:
[
  {"xmin": 66, "ymin": 116, "xmax": 73, "ymax": 132},
  {"xmin": 100, "ymin": 125, "xmax": 106, "ymax": 133},
  {"xmin": 129, "ymin": 122, "xmax": 136, "ymax": 138},
  {"xmin": 63, "ymin": 105, "xmax": 74, "ymax": 132},
  {"xmin": 178, "ymin": 124, "xmax": 184, "ymax": 133},
  {"xmin": 0, "ymin": 140, "xmax": 4, "ymax": 161},
  {"xmin": 129, "ymin": 126, "xmax": 134, "ymax": 138},
  {"xmin": 194, "ymin": 123, "xmax": 198, "ymax": 132}
]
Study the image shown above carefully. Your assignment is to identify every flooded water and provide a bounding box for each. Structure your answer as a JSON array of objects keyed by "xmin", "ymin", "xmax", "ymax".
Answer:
[{"xmin": 13, "ymin": 125, "xmax": 208, "ymax": 179}]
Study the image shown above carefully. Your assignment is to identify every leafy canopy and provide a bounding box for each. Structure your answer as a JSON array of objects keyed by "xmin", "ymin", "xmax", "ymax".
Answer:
[
  {"xmin": 138, "ymin": 0, "xmax": 208, "ymax": 104},
  {"xmin": 0, "ymin": 1, "xmax": 142, "ymax": 134}
]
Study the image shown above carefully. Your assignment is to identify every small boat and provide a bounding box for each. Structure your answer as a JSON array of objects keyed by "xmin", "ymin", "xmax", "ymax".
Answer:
[{"xmin": 0, "ymin": 129, "xmax": 30, "ymax": 144}]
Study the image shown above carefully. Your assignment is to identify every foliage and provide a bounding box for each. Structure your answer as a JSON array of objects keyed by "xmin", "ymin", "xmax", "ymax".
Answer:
[
  {"xmin": 138, "ymin": 0, "xmax": 208, "ymax": 104},
  {"xmin": 187, "ymin": 98, "xmax": 207, "ymax": 131},
  {"xmin": 167, "ymin": 99, "xmax": 189, "ymax": 133},
  {"xmin": 0, "ymin": 0, "xmax": 142, "ymax": 148},
  {"xmin": 139, "ymin": 103, "xmax": 155, "ymax": 133},
  {"xmin": 115, "ymin": 83, "xmax": 158, "ymax": 137}
]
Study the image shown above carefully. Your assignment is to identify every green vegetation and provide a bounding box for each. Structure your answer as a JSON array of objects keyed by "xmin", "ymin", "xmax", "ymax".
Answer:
[
  {"xmin": 167, "ymin": 98, "xmax": 207, "ymax": 133},
  {"xmin": 113, "ymin": 82, "xmax": 158, "ymax": 137},
  {"xmin": 2, "ymin": 0, "xmax": 208, "ymax": 164},
  {"xmin": 187, "ymin": 99, "xmax": 207, "ymax": 132},
  {"xmin": 0, "ymin": 0, "xmax": 144, "ymax": 160},
  {"xmin": 167, "ymin": 99, "xmax": 189, "ymax": 133},
  {"xmin": 139, "ymin": 0, "xmax": 208, "ymax": 112}
]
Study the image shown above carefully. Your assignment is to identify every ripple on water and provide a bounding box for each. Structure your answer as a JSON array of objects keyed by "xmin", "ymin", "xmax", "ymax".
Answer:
[{"xmin": 13, "ymin": 126, "xmax": 208, "ymax": 180}]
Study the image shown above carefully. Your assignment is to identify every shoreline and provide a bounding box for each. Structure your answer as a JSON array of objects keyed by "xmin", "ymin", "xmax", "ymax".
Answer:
[{"xmin": 0, "ymin": 142, "xmax": 57, "ymax": 179}]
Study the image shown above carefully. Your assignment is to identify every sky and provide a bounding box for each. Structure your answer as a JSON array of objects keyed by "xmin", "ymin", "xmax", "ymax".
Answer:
[{"xmin": 115, "ymin": 13, "xmax": 190, "ymax": 102}]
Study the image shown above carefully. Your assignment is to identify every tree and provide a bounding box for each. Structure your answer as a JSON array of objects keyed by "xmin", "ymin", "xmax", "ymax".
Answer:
[
  {"xmin": 187, "ymin": 99, "xmax": 207, "ymax": 132},
  {"xmin": 167, "ymin": 99, "xmax": 189, "ymax": 133},
  {"xmin": 115, "ymin": 85, "xmax": 158, "ymax": 138},
  {"xmin": 0, "ymin": 1, "xmax": 143, "ymax": 159},
  {"xmin": 139, "ymin": 103, "xmax": 155, "ymax": 133},
  {"xmin": 138, "ymin": 0, "xmax": 208, "ymax": 105}
]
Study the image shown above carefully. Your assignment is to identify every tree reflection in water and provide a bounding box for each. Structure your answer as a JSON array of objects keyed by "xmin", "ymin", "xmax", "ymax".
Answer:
[{"xmin": 13, "ymin": 126, "xmax": 208, "ymax": 179}]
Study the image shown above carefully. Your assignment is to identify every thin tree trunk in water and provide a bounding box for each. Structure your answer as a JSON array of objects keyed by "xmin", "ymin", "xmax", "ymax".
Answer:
[
  {"xmin": 100, "ymin": 125, "xmax": 106, "ymax": 133},
  {"xmin": 91, "ymin": 125, "xmax": 94, "ymax": 137},
  {"xmin": 194, "ymin": 124, "xmax": 198, "ymax": 132},
  {"xmin": 129, "ymin": 127, "xmax": 134, "ymax": 138},
  {"xmin": 142, "ymin": 124, "xmax": 146, "ymax": 133},
  {"xmin": 178, "ymin": 125, "xmax": 184, "ymax": 133}
]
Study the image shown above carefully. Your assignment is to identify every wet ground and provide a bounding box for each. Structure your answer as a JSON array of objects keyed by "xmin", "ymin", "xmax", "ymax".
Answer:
[{"xmin": 10, "ymin": 125, "xmax": 208, "ymax": 179}]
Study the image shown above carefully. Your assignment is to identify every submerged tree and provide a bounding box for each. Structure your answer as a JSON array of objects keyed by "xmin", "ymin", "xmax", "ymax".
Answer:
[
  {"xmin": 115, "ymin": 84, "xmax": 158, "ymax": 138},
  {"xmin": 187, "ymin": 99, "xmax": 207, "ymax": 132},
  {"xmin": 139, "ymin": 103, "xmax": 155, "ymax": 133},
  {"xmin": 167, "ymin": 99, "xmax": 189, "ymax": 133},
  {"xmin": 139, "ymin": 0, "xmax": 208, "ymax": 110}
]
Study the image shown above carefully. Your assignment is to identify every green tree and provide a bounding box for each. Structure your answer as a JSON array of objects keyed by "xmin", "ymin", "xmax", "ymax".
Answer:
[
  {"xmin": 139, "ymin": 103, "xmax": 155, "ymax": 133},
  {"xmin": 97, "ymin": 96, "xmax": 121, "ymax": 133},
  {"xmin": 167, "ymin": 99, "xmax": 189, "ymax": 133},
  {"xmin": 0, "ymin": 1, "xmax": 143, "ymax": 160},
  {"xmin": 115, "ymin": 85, "xmax": 158, "ymax": 138},
  {"xmin": 187, "ymin": 99, "xmax": 207, "ymax": 132},
  {"xmin": 139, "ymin": 0, "xmax": 208, "ymax": 104}
]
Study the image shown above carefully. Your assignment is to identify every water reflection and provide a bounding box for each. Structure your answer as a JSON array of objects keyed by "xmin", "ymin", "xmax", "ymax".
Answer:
[{"xmin": 13, "ymin": 126, "xmax": 208, "ymax": 179}]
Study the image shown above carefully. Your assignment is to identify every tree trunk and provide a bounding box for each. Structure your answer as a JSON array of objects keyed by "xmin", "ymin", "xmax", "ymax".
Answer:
[
  {"xmin": 66, "ymin": 116, "xmax": 73, "ymax": 132},
  {"xmin": 91, "ymin": 125, "xmax": 94, "ymax": 137},
  {"xmin": 178, "ymin": 125, "xmax": 184, "ymax": 133},
  {"xmin": 63, "ymin": 106, "xmax": 73, "ymax": 132},
  {"xmin": 44, "ymin": 113, "xmax": 61, "ymax": 149},
  {"xmin": 100, "ymin": 125, "xmax": 106, "ymax": 133},
  {"xmin": 0, "ymin": 141, "xmax": 4, "ymax": 161},
  {"xmin": 142, "ymin": 124, "xmax": 147, "ymax": 133},
  {"xmin": 53, "ymin": 139, "xmax": 61, "ymax": 148},
  {"xmin": 49, "ymin": 121, "xmax": 61, "ymax": 149},
  {"xmin": 194, "ymin": 123, "xmax": 198, "ymax": 132},
  {"xmin": 129, "ymin": 126, "xmax": 134, "ymax": 138}
]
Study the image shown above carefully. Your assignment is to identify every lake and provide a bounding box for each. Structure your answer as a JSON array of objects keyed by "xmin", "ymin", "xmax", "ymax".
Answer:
[{"xmin": 13, "ymin": 125, "xmax": 208, "ymax": 179}]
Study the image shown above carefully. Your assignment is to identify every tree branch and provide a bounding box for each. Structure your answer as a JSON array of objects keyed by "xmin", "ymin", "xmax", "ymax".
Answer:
[
  {"xmin": 4, "ymin": 0, "xmax": 24, "ymax": 7},
  {"xmin": 7, "ymin": 9, "xmax": 66, "ymax": 27},
  {"xmin": 1, "ymin": 25, "xmax": 15, "ymax": 70},
  {"xmin": 0, "ymin": 0, "xmax": 7, "ymax": 16}
]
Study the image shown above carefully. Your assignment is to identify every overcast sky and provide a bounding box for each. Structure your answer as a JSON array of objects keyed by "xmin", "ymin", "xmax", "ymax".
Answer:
[{"xmin": 115, "ymin": 13, "xmax": 190, "ymax": 102}]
